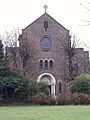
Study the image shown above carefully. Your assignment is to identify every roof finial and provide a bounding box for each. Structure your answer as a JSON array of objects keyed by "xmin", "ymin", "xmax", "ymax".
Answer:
[{"xmin": 43, "ymin": 5, "xmax": 48, "ymax": 13}]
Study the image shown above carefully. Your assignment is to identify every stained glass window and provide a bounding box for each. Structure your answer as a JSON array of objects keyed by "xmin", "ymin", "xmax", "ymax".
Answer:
[
  {"xmin": 39, "ymin": 60, "xmax": 43, "ymax": 68},
  {"xmin": 41, "ymin": 37, "xmax": 52, "ymax": 49},
  {"xmin": 44, "ymin": 60, "xmax": 48, "ymax": 69},
  {"xmin": 49, "ymin": 60, "xmax": 53, "ymax": 68}
]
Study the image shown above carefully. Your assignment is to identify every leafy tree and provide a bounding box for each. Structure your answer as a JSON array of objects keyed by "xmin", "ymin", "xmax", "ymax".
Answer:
[
  {"xmin": 28, "ymin": 81, "xmax": 50, "ymax": 101},
  {"xmin": 0, "ymin": 75, "xmax": 50, "ymax": 102},
  {"xmin": 0, "ymin": 73, "xmax": 29, "ymax": 102},
  {"xmin": 38, "ymin": 82, "xmax": 50, "ymax": 96},
  {"xmin": 0, "ymin": 39, "xmax": 50, "ymax": 103},
  {"xmin": 69, "ymin": 75, "xmax": 90, "ymax": 94},
  {"xmin": 28, "ymin": 81, "xmax": 39, "ymax": 101}
]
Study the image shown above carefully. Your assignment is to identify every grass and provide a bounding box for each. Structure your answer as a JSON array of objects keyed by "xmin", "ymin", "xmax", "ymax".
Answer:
[{"xmin": 0, "ymin": 105, "xmax": 90, "ymax": 120}]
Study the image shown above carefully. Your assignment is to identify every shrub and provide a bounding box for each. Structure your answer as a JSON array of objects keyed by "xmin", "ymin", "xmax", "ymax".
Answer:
[
  {"xmin": 0, "ymin": 73, "xmax": 29, "ymax": 102},
  {"xmin": 28, "ymin": 81, "xmax": 39, "ymax": 101},
  {"xmin": 69, "ymin": 75, "xmax": 90, "ymax": 94},
  {"xmin": 25, "ymin": 80, "xmax": 50, "ymax": 104},
  {"xmin": 33, "ymin": 93, "xmax": 49, "ymax": 105},
  {"xmin": 70, "ymin": 93, "xmax": 90, "ymax": 105},
  {"xmin": 56, "ymin": 94, "xmax": 68, "ymax": 105},
  {"xmin": 0, "ymin": 75, "xmax": 51, "ymax": 104},
  {"xmin": 38, "ymin": 82, "xmax": 50, "ymax": 96}
]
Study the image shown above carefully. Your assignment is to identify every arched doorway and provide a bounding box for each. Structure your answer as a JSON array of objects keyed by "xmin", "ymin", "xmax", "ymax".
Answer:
[{"xmin": 37, "ymin": 73, "xmax": 56, "ymax": 95}]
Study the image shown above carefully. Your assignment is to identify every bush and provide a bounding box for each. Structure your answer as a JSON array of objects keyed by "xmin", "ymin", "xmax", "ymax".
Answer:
[
  {"xmin": 28, "ymin": 81, "xmax": 50, "ymax": 103},
  {"xmin": 38, "ymin": 82, "xmax": 50, "ymax": 96},
  {"xmin": 69, "ymin": 75, "xmax": 90, "ymax": 94},
  {"xmin": 0, "ymin": 74, "xmax": 51, "ymax": 104},
  {"xmin": 0, "ymin": 73, "xmax": 29, "ymax": 102},
  {"xmin": 27, "ymin": 81, "xmax": 39, "ymax": 101},
  {"xmin": 33, "ymin": 93, "xmax": 49, "ymax": 105},
  {"xmin": 56, "ymin": 94, "xmax": 69, "ymax": 105},
  {"xmin": 70, "ymin": 93, "xmax": 90, "ymax": 105}
]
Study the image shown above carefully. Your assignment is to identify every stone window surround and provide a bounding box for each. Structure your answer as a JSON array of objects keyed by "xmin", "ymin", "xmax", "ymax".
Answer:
[
  {"xmin": 37, "ymin": 73, "xmax": 56, "ymax": 95},
  {"xmin": 58, "ymin": 80, "xmax": 62, "ymax": 93},
  {"xmin": 38, "ymin": 59, "xmax": 54, "ymax": 69}
]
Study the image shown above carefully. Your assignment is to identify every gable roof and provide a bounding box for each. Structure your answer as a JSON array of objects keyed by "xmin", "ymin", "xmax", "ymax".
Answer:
[{"xmin": 23, "ymin": 13, "xmax": 69, "ymax": 31}]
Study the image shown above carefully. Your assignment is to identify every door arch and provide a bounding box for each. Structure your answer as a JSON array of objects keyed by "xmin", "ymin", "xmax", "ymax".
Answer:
[{"xmin": 37, "ymin": 73, "xmax": 56, "ymax": 95}]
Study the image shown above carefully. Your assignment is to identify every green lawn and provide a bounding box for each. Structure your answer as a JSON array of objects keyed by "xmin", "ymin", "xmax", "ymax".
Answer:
[{"xmin": 0, "ymin": 106, "xmax": 90, "ymax": 120}]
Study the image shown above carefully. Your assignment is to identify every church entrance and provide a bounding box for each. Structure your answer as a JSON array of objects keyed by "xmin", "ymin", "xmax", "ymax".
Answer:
[{"xmin": 37, "ymin": 73, "xmax": 56, "ymax": 95}]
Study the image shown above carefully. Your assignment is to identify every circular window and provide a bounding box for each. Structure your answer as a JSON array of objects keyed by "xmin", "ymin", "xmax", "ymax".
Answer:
[{"xmin": 41, "ymin": 37, "xmax": 52, "ymax": 49}]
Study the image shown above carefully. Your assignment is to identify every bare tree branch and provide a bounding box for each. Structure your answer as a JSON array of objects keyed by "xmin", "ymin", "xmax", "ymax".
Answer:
[
  {"xmin": 80, "ymin": 1, "xmax": 90, "ymax": 25},
  {"xmin": 59, "ymin": 34, "xmax": 81, "ymax": 80},
  {"xmin": 1, "ymin": 29, "xmax": 20, "ymax": 72},
  {"xmin": 3, "ymin": 28, "xmax": 19, "ymax": 47},
  {"xmin": 80, "ymin": 2, "xmax": 90, "ymax": 11}
]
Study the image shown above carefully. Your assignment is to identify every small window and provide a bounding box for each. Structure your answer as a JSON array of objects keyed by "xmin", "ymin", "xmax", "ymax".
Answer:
[
  {"xmin": 44, "ymin": 21, "xmax": 48, "ymax": 31},
  {"xmin": 74, "ymin": 63, "xmax": 78, "ymax": 75},
  {"xmin": 59, "ymin": 82, "xmax": 62, "ymax": 93},
  {"xmin": 49, "ymin": 60, "xmax": 53, "ymax": 68},
  {"xmin": 44, "ymin": 60, "xmax": 48, "ymax": 69},
  {"xmin": 39, "ymin": 60, "xmax": 43, "ymax": 68}
]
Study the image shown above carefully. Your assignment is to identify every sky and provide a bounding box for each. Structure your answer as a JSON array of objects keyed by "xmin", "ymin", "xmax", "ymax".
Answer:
[{"xmin": 0, "ymin": 0, "xmax": 90, "ymax": 51}]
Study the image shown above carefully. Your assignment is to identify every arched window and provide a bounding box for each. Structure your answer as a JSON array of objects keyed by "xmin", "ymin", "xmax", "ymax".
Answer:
[
  {"xmin": 58, "ymin": 81, "xmax": 62, "ymax": 93},
  {"xmin": 74, "ymin": 63, "xmax": 78, "ymax": 75},
  {"xmin": 39, "ymin": 60, "xmax": 43, "ymax": 68},
  {"xmin": 44, "ymin": 21, "xmax": 48, "ymax": 31},
  {"xmin": 49, "ymin": 60, "xmax": 53, "ymax": 68},
  {"xmin": 44, "ymin": 60, "xmax": 48, "ymax": 69}
]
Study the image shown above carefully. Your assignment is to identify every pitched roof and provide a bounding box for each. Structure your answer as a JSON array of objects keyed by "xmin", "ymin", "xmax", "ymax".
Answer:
[{"xmin": 23, "ymin": 13, "xmax": 69, "ymax": 31}]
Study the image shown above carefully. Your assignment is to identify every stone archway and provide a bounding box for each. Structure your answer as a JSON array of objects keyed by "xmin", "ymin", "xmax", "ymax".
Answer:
[{"xmin": 37, "ymin": 73, "xmax": 56, "ymax": 95}]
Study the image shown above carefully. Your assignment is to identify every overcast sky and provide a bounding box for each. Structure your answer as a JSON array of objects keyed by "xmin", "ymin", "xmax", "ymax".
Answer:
[{"xmin": 0, "ymin": 0, "xmax": 90, "ymax": 51}]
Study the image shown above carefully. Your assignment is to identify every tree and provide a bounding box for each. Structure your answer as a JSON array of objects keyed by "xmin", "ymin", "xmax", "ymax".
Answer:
[
  {"xmin": 19, "ymin": 35, "xmax": 31, "ymax": 68},
  {"xmin": 27, "ymin": 81, "xmax": 50, "ymax": 101},
  {"xmin": 0, "ymin": 37, "xmax": 29, "ymax": 102},
  {"xmin": 0, "ymin": 72, "xmax": 30, "ymax": 102},
  {"xmin": 0, "ymin": 29, "xmax": 38, "ymax": 76},
  {"xmin": 18, "ymin": 34, "xmax": 37, "ymax": 75},
  {"xmin": 0, "ymin": 39, "xmax": 28, "ymax": 102},
  {"xmin": 0, "ymin": 40, "xmax": 4, "ymax": 76},
  {"xmin": 80, "ymin": 1, "xmax": 90, "ymax": 25},
  {"xmin": 38, "ymin": 82, "xmax": 50, "ymax": 96},
  {"xmin": 1, "ymin": 29, "xmax": 20, "ymax": 72},
  {"xmin": 0, "ymin": 40, "xmax": 9, "ymax": 77},
  {"xmin": 60, "ymin": 34, "xmax": 79, "ymax": 80},
  {"xmin": 0, "ymin": 37, "xmax": 50, "ymax": 103},
  {"xmin": 0, "ymin": 39, "xmax": 4, "ymax": 59},
  {"xmin": 3, "ymin": 28, "xmax": 19, "ymax": 47},
  {"xmin": 69, "ymin": 75, "xmax": 90, "ymax": 94}
]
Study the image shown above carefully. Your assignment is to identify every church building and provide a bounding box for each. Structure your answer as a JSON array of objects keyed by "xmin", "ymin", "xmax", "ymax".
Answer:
[{"xmin": 7, "ymin": 6, "xmax": 89, "ymax": 97}]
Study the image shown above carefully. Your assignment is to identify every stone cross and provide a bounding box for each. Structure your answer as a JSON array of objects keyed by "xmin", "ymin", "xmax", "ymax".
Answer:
[{"xmin": 43, "ymin": 5, "xmax": 48, "ymax": 13}]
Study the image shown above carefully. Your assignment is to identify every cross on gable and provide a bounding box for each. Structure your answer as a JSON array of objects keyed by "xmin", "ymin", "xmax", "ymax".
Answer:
[{"xmin": 43, "ymin": 5, "xmax": 48, "ymax": 13}]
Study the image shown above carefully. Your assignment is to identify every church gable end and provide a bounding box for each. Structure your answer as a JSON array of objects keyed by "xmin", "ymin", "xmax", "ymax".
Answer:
[
  {"xmin": 23, "ymin": 13, "xmax": 68, "ymax": 32},
  {"xmin": 10, "ymin": 9, "xmax": 89, "ymax": 97},
  {"xmin": 21, "ymin": 13, "xmax": 70, "ymax": 52}
]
